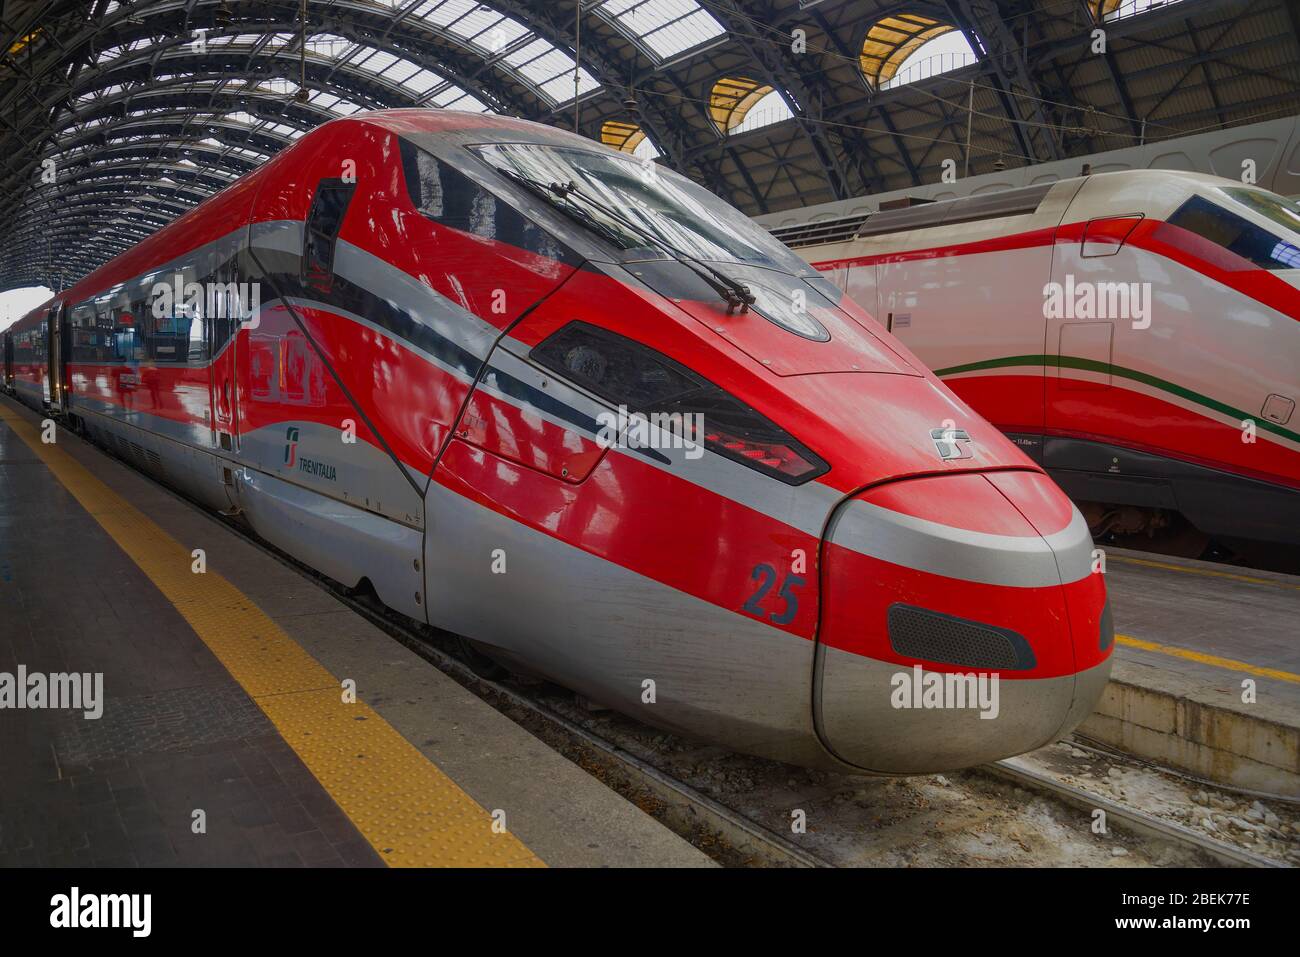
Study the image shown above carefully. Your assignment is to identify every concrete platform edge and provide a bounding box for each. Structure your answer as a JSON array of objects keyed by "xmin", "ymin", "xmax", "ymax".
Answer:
[{"xmin": 1079, "ymin": 659, "xmax": 1300, "ymax": 797}]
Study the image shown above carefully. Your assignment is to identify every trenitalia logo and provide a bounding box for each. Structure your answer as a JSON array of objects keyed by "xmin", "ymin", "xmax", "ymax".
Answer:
[
  {"xmin": 284, "ymin": 426, "xmax": 300, "ymax": 467},
  {"xmin": 931, "ymin": 426, "xmax": 973, "ymax": 460}
]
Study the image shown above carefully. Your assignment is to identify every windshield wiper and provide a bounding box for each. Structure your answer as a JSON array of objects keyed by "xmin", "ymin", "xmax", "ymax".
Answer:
[
  {"xmin": 494, "ymin": 165, "xmax": 756, "ymax": 314},
  {"xmin": 545, "ymin": 180, "xmax": 757, "ymax": 314},
  {"xmin": 494, "ymin": 166, "xmax": 639, "ymax": 253}
]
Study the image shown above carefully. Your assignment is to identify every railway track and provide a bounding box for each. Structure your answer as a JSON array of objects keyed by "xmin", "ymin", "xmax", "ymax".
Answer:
[
  {"xmin": 982, "ymin": 760, "xmax": 1287, "ymax": 869},
  {"xmin": 377, "ymin": 603, "xmax": 1294, "ymax": 866}
]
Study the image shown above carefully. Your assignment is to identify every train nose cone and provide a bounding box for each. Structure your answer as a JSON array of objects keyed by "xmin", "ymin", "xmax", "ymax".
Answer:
[{"xmin": 816, "ymin": 470, "xmax": 1112, "ymax": 774}]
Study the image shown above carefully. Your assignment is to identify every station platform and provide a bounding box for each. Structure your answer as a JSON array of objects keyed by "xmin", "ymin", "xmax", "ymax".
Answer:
[
  {"xmin": 1083, "ymin": 550, "xmax": 1300, "ymax": 796},
  {"xmin": 0, "ymin": 395, "xmax": 712, "ymax": 868}
]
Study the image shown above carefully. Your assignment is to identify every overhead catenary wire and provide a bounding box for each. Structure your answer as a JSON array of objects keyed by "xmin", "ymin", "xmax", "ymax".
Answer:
[{"xmin": 625, "ymin": 82, "xmax": 1041, "ymax": 165}]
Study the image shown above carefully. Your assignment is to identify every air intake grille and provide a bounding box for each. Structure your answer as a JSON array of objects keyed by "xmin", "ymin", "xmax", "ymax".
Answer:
[
  {"xmin": 887, "ymin": 604, "xmax": 1036, "ymax": 671},
  {"xmin": 767, "ymin": 214, "xmax": 871, "ymax": 249},
  {"xmin": 1099, "ymin": 600, "xmax": 1114, "ymax": 651}
]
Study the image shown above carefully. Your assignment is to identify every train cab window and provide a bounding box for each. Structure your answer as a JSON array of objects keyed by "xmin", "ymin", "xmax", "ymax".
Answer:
[
  {"xmin": 1221, "ymin": 187, "xmax": 1300, "ymax": 241},
  {"xmin": 303, "ymin": 179, "xmax": 355, "ymax": 291},
  {"xmin": 473, "ymin": 140, "xmax": 811, "ymax": 275},
  {"xmin": 1167, "ymin": 194, "xmax": 1300, "ymax": 270},
  {"xmin": 398, "ymin": 138, "xmax": 573, "ymax": 263}
]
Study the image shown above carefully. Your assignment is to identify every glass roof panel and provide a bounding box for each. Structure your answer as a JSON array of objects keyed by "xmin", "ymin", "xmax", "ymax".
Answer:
[
  {"xmin": 305, "ymin": 34, "xmax": 354, "ymax": 58},
  {"xmin": 289, "ymin": 40, "xmax": 495, "ymax": 108},
  {"xmin": 427, "ymin": 85, "xmax": 491, "ymax": 112},
  {"xmin": 596, "ymin": 0, "xmax": 725, "ymax": 60},
  {"xmin": 404, "ymin": 67, "xmax": 444, "ymax": 96},
  {"xmin": 1097, "ymin": 0, "xmax": 1187, "ymax": 22},
  {"xmin": 99, "ymin": 39, "xmax": 145, "ymax": 61},
  {"xmin": 882, "ymin": 30, "xmax": 976, "ymax": 90},
  {"xmin": 506, "ymin": 39, "xmax": 599, "ymax": 102},
  {"xmin": 418, "ymin": 0, "xmax": 530, "ymax": 55},
  {"xmin": 417, "ymin": 1, "xmax": 598, "ymax": 103},
  {"xmin": 731, "ymin": 87, "xmax": 793, "ymax": 134}
]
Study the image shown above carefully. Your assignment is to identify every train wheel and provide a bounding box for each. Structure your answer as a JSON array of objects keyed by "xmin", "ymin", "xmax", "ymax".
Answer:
[{"xmin": 455, "ymin": 636, "xmax": 507, "ymax": 680}]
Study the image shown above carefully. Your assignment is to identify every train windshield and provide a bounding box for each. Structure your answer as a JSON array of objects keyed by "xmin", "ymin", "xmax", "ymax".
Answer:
[
  {"xmin": 1220, "ymin": 186, "xmax": 1300, "ymax": 239},
  {"xmin": 1168, "ymin": 193, "xmax": 1300, "ymax": 271},
  {"xmin": 473, "ymin": 142, "xmax": 811, "ymax": 274}
]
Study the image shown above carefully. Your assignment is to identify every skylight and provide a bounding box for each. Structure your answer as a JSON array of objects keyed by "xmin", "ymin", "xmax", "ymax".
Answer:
[
  {"xmin": 596, "ymin": 0, "xmax": 726, "ymax": 61},
  {"xmin": 414, "ymin": 0, "xmax": 530, "ymax": 55},
  {"xmin": 1096, "ymin": 0, "xmax": 1188, "ymax": 22},
  {"xmin": 505, "ymin": 38, "xmax": 599, "ymax": 103},
  {"xmin": 882, "ymin": 29, "xmax": 977, "ymax": 90},
  {"xmin": 343, "ymin": 43, "xmax": 494, "ymax": 110},
  {"xmin": 730, "ymin": 88, "xmax": 794, "ymax": 134},
  {"xmin": 413, "ymin": 0, "xmax": 599, "ymax": 103}
]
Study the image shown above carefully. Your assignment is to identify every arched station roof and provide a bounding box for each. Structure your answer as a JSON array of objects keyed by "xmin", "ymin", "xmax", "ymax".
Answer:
[{"xmin": 2, "ymin": 0, "xmax": 1299, "ymax": 291}]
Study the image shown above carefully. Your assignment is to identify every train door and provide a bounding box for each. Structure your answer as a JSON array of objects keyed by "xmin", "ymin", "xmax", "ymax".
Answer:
[
  {"xmin": 208, "ymin": 262, "xmax": 240, "ymax": 452},
  {"xmin": 3, "ymin": 332, "xmax": 13, "ymax": 391},
  {"xmin": 1039, "ymin": 176, "xmax": 1128, "ymax": 435},
  {"xmin": 48, "ymin": 303, "xmax": 71, "ymax": 414},
  {"xmin": 42, "ymin": 306, "xmax": 56, "ymax": 407},
  {"xmin": 1044, "ymin": 219, "xmax": 1145, "ymax": 439}
]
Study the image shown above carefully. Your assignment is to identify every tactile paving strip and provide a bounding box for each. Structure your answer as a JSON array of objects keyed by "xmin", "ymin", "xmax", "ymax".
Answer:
[{"xmin": 0, "ymin": 404, "xmax": 543, "ymax": 868}]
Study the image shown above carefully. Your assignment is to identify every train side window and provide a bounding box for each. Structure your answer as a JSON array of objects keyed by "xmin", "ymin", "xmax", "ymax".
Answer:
[
  {"xmin": 187, "ymin": 313, "xmax": 208, "ymax": 363},
  {"xmin": 148, "ymin": 309, "xmax": 188, "ymax": 362},
  {"xmin": 112, "ymin": 306, "xmax": 142, "ymax": 361},
  {"xmin": 303, "ymin": 179, "xmax": 356, "ymax": 291},
  {"xmin": 198, "ymin": 259, "xmax": 243, "ymax": 359},
  {"xmin": 69, "ymin": 303, "xmax": 101, "ymax": 361},
  {"xmin": 1167, "ymin": 195, "xmax": 1300, "ymax": 270}
]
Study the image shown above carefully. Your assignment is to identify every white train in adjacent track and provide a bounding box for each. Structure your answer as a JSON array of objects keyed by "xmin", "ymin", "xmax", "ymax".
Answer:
[{"xmin": 760, "ymin": 117, "xmax": 1300, "ymax": 549}]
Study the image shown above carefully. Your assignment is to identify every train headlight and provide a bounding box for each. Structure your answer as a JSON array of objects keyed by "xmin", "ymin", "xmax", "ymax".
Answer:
[{"xmin": 531, "ymin": 322, "xmax": 828, "ymax": 485}]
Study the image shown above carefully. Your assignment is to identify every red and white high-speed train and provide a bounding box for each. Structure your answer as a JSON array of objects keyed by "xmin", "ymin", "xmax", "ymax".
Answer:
[
  {"xmin": 773, "ymin": 171, "xmax": 1300, "ymax": 550},
  {"xmin": 0, "ymin": 110, "xmax": 1111, "ymax": 773}
]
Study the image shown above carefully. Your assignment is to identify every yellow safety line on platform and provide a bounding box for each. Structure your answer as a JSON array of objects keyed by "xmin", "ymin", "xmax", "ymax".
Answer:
[
  {"xmin": 1110, "ymin": 555, "xmax": 1300, "ymax": 592},
  {"xmin": 0, "ymin": 404, "xmax": 542, "ymax": 868},
  {"xmin": 1115, "ymin": 635, "xmax": 1300, "ymax": 685}
]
